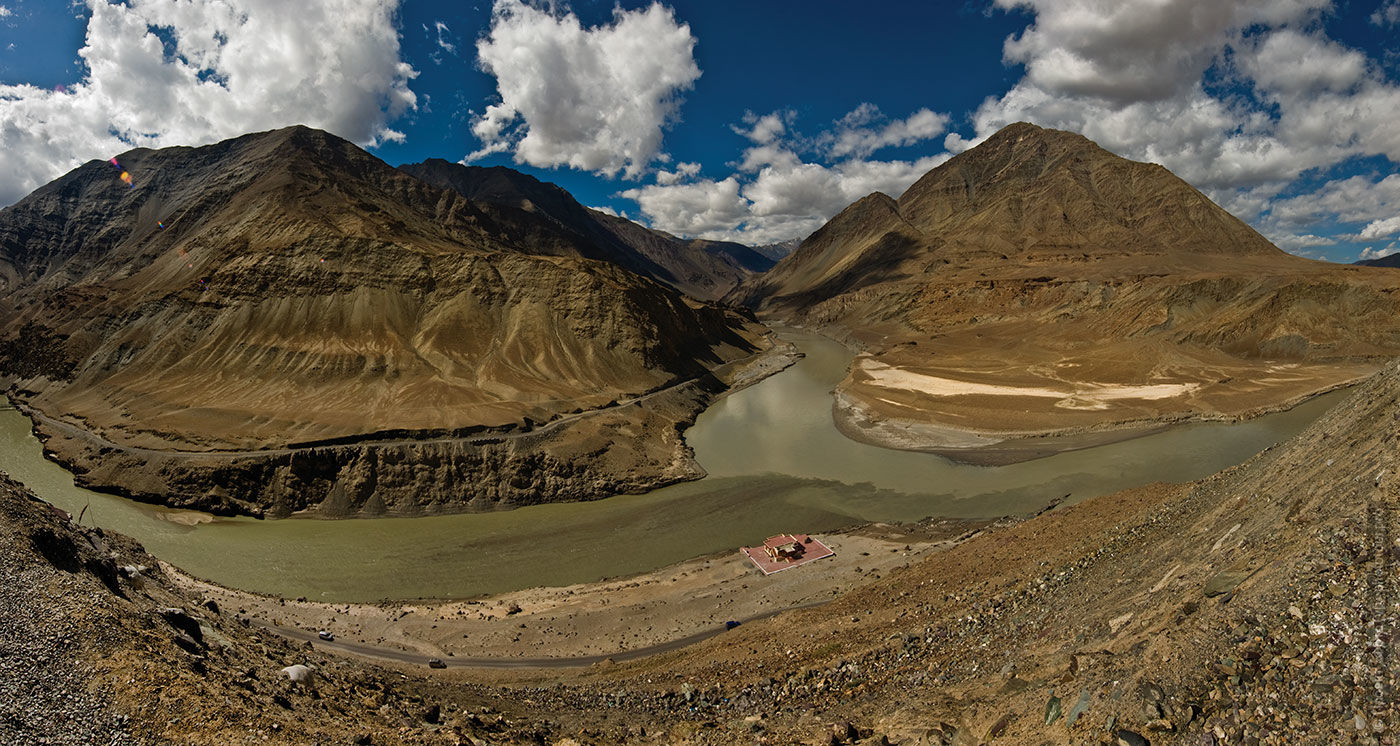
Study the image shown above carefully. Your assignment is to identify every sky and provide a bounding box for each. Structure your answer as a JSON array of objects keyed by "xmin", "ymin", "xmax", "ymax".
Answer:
[{"xmin": 0, "ymin": 1, "xmax": 1398, "ymax": 262}]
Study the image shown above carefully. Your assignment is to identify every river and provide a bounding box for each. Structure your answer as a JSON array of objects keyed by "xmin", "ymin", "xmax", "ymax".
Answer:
[{"xmin": 0, "ymin": 329, "xmax": 1343, "ymax": 602}]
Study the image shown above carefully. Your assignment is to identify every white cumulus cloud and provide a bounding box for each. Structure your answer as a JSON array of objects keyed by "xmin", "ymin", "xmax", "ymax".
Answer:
[
  {"xmin": 619, "ymin": 176, "xmax": 749, "ymax": 237},
  {"xmin": 734, "ymin": 110, "xmax": 790, "ymax": 146},
  {"xmin": 953, "ymin": 0, "xmax": 1358, "ymax": 189},
  {"xmin": 468, "ymin": 0, "xmax": 700, "ymax": 179},
  {"xmin": 1239, "ymin": 29, "xmax": 1368, "ymax": 96},
  {"xmin": 1266, "ymin": 232, "xmax": 1335, "ymax": 254},
  {"xmin": 1267, "ymin": 174, "xmax": 1400, "ymax": 229},
  {"xmin": 1252, "ymin": 173, "xmax": 1400, "ymax": 256},
  {"xmin": 828, "ymin": 105, "xmax": 949, "ymax": 159},
  {"xmin": 1359, "ymin": 216, "xmax": 1400, "ymax": 240},
  {"xmin": 0, "ymin": 0, "xmax": 417, "ymax": 207},
  {"xmin": 995, "ymin": 0, "xmax": 1247, "ymax": 103},
  {"xmin": 620, "ymin": 108, "xmax": 950, "ymax": 244},
  {"xmin": 654, "ymin": 161, "xmax": 700, "ymax": 186}
]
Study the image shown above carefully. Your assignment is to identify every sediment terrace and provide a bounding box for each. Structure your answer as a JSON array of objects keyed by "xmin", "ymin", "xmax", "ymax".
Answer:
[{"xmin": 14, "ymin": 332, "xmax": 795, "ymax": 517}]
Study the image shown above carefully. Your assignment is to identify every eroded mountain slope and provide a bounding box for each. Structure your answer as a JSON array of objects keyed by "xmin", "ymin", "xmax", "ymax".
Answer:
[
  {"xmin": 733, "ymin": 122, "xmax": 1400, "ymax": 455},
  {"xmin": 0, "ymin": 126, "xmax": 767, "ymax": 515}
]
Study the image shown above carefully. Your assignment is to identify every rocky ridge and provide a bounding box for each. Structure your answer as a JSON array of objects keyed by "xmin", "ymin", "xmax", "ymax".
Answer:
[{"xmin": 25, "ymin": 365, "xmax": 735, "ymax": 517}]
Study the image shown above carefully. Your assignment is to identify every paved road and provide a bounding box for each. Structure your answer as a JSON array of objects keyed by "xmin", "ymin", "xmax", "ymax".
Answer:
[{"xmin": 256, "ymin": 601, "xmax": 824, "ymax": 670}]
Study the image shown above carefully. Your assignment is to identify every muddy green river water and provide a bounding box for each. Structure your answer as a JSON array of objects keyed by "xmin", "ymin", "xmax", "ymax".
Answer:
[{"xmin": 0, "ymin": 329, "xmax": 1343, "ymax": 602}]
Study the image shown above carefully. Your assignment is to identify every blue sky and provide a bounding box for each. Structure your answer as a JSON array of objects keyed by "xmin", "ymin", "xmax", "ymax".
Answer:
[{"xmin": 0, "ymin": 1, "xmax": 1398, "ymax": 261}]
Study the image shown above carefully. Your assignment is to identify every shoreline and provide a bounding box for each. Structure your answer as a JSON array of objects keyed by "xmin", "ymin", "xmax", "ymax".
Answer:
[
  {"xmin": 761, "ymin": 316, "xmax": 1381, "ymax": 465},
  {"xmin": 167, "ymin": 515, "xmax": 997, "ymax": 669},
  {"xmin": 830, "ymin": 373, "xmax": 1369, "ymax": 465},
  {"xmin": 6, "ymin": 325, "xmax": 804, "ymax": 520}
]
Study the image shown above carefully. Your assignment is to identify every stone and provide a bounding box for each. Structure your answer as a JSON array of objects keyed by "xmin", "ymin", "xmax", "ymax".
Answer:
[
  {"xmin": 1204, "ymin": 569, "xmax": 1250, "ymax": 597},
  {"xmin": 155, "ymin": 607, "xmax": 203, "ymax": 643},
  {"xmin": 172, "ymin": 633, "xmax": 202, "ymax": 655},
  {"xmin": 985, "ymin": 713, "xmax": 1012, "ymax": 738},
  {"xmin": 1114, "ymin": 729, "xmax": 1150, "ymax": 746},
  {"xmin": 281, "ymin": 664, "xmax": 315, "ymax": 688},
  {"xmin": 1066, "ymin": 687, "xmax": 1092, "ymax": 727}
]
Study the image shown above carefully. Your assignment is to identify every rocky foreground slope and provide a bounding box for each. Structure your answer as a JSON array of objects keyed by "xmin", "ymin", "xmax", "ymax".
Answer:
[
  {"xmin": 5, "ymin": 346, "xmax": 1398, "ymax": 744},
  {"xmin": 0, "ymin": 471, "xmax": 580, "ymax": 745},
  {"xmin": 732, "ymin": 123, "xmax": 1400, "ymax": 453},
  {"xmin": 0, "ymin": 126, "xmax": 768, "ymax": 516}
]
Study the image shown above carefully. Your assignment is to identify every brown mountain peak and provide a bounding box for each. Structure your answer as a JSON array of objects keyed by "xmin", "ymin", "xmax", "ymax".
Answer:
[
  {"xmin": 726, "ymin": 191, "xmax": 914, "ymax": 309},
  {"xmin": 732, "ymin": 123, "xmax": 1400, "ymax": 452},
  {"xmin": 893, "ymin": 121, "xmax": 1279, "ymax": 259},
  {"xmin": 0, "ymin": 126, "xmax": 768, "ymax": 516}
]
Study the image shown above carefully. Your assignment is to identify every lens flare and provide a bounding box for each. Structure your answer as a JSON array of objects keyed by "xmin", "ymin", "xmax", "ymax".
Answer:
[{"xmin": 107, "ymin": 157, "xmax": 134, "ymax": 188}]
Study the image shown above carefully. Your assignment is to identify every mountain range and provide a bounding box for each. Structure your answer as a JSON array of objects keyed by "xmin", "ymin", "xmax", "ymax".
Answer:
[
  {"xmin": 399, "ymin": 159, "xmax": 774, "ymax": 300},
  {"xmin": 4, "ymin": 119, "xmax": 1400, "ymax": 743},
  {"xmin": 4, "ymin": 121, "xmax": 1400, "ymax": 511}
]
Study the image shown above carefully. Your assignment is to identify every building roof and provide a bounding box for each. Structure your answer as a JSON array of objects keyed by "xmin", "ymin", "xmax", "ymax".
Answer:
[{"xmin": 761, "ymin": 533, "xmax": 803, "ymax": 549}]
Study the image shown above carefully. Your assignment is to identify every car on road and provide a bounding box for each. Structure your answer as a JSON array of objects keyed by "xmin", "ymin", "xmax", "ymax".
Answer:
[
  {"xmin": 317, "ymin": 630, "xmax": 334, "ymax": 642},
  {"xmin": 725, "ymin": 620, "xmax": 741, "ymax": 630},
  {"xmin": 427, "ymin": 658, "xmax": 447, "ymax": 669}
]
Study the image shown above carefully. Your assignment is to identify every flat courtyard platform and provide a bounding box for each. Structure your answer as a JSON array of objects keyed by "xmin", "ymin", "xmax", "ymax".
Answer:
[{"xmin": 742, "ymin": 534, "xmax": 835, "ymax": 575}]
